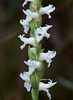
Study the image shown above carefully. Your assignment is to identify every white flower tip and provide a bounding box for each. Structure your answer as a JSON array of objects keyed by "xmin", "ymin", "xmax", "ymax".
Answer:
[
  {"xmin": 46, "ymin": 34, "xmax": 50, "ymax": 39},
  {"xmin": 22, "ymin": 9, "xmax": 26, "ymax": 14},
  {"xmin": 19, "ymin": 73, "xmax": 22, "ymax": 78},
  {"xmin": 53, "ymin": 6, "xmax": 56, "ymax": 11},
  {"xmin": 47, "ymin": 92, "xmax": 51, "ymax": 100},
  {"xmin": 49, "ymin": 25, "xmax": 53, "ymax": 28},
  {"xmin": 52, "ymin": 51, "xmax": 56, "ymax": 58},
  {"xmin": 49, "ymin": 15, "xmax": 51, "ymax": 19},
  {"xmin": 18, "ymin": 35, "xmax": 21, "ymax": 38},
  {"xmin": 22, "ymin": 1, "xmax": 27, "ymax": 7},
  {"xmin": 20, "ymin": 45, "xmax": 25, "ymax": 50},
  {"xmin": 48, "ymin": 81, "xmax": 57, "ymax": 88},
  {"xmin": 19, "ymin": 73, "xmax": 24, "ymax": 80}
]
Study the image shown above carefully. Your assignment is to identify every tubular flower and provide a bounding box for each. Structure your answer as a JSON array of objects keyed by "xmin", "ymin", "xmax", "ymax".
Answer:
[
  {"xmin": 39, "ymin": 50, "xmax": 56, "ymax": 67},
  {"xmin": 18, "ymin": 34, "xmax": 36, "ymax": 50},
  {"xmin": 20, "ymin": 9, "xmax": 39, "ymax": 33},
  {"xmin": 35, "ymin": 25, "xmax": 52, "ymax": 42},
  {"xmin": 22, "ymin": 9, "xmax": 39, "ymax": 21},
  {"xmin": 22, "ymin": 0, "xmax": 36, "ymax": 7},
  {"xmin": 20, "ymin": 19, "xmax": 30, "ymax": 34},
  {"xmin": 39, "ymin": 80, "xmax": 57, "ymax": 100},
  {"xmin": 20, "ymin": 72, "xmax": 32, "ymax": 92},
  {"xmin": 39, "ymin": 4, "xmax": 55, "ymax": 18},
  {"xmin": 24, "ymin": 59, "xmax": 41, "ymax": 75}
]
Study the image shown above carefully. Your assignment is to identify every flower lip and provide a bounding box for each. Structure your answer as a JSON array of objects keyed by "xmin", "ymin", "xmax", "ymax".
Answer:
[
  {"xmin": 39, "ymin": 4, "xmax": 55, "ymax": 18},
  {"xmin": 18, "ymin": 34, "xmax": 36, "ymax": 50},
  {"xmin": 39, "ymin": 80, "xmax": 57, "ymax": 100},
  {"xmin": 39, "ymin": 50, "xmax": 56, "ymax": 67}
]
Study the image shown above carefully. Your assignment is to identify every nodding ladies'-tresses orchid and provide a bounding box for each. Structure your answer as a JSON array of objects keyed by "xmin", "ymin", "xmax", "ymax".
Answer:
[
  {"xmin": 24, "ymin": 59, "xmax": 41, "ymax": 75},
  {"xmin": 39, "ymin": 50, "xmax": 56, "ymax": 67},
  {"xmin": 20, "ymin": 72, "xmax": 32, "ymax": 92},
  {"xmin": 18, "ymin": 0, "xmax": 57, "ymax": 100},
  {"xmin": 39, "ymin": 4, "xmax": 56, "ymax": 19},
  {"xmin": 18, "ymin": 34, "xmax": 36, "ymax": 50},
  {"xmin": 35, "ymin": 25, "xmax": 52, "ymax": 43}
]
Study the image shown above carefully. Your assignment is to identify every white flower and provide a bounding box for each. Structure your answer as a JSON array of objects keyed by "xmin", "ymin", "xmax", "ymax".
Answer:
[
  {"xmin": 35, "ymin": 25, "xmax": 52, "ymax": 42},
  {"xmin": 22, "ymin": 9, "xmax": 39, "ymax": 21},
  {"xmin": 22, "ymin": 0, "xmax": 36, "ymax": 7},
  {"xmin": 39, "ymin": 4, "xmax": 55, "ymax": 18},
  {"xmin": 24, "ymin": 59, "xmax": 41, "ymax": 75},
  {"xmin": 18, "ymin": 34, "xmax": 36, "ymax": 50},
  {"xmin": 20, "ymin": 9, "xmax": 39, "ymax": 33},
  {"xmin": 39, "ymin": 50, "xmax": 56, "ymax": 67},
  {"xmin": 39, "ymin": 80, "xmax": 57, "ymax": 100},
  {"xmin": 20, "ymin": 19, "xmax": 30, "ymax": 34},
  {"xmin": 20, "ymin": 72, "xmax": 32, "ymax": 92}
]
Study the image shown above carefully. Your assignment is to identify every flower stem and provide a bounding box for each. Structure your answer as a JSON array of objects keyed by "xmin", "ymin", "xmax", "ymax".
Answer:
[{"xmin": 28, "ymin": 0, "xmax": 45, "ymax": 100}]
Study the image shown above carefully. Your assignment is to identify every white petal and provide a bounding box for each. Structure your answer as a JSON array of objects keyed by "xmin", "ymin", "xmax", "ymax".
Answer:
[
  {"xmin": 24, "ymin": 59, "xmax": 41, "ymax": 75},
  {"xmin": 28, "ymin": 66, "xmax": 35, "ymax": 75},
  {"xmin": 19, "ymin": 72, "xmax": 30, "ymax": 81},
  {"xmin": 39, "ymin": 50, "xmax": 56, "ymax": 67},
  {"xmin": 39, "ymin": 4, "xmax": 55, "ymax": 18},
  {"xmin": 20, "ymin": 10, "xmax": 39, "ymax": 33},
  {"xmin": 24, "ymin": 81, "xmax": 32, "ymax": 92},
  {"xmin": 39, "ymin": 80, "xmax": 57, "ymax": 99},
  {"xmin": 18, "ymin": 35, "xmax": 36, "ymax": 50},
  {"xmin": 23, "ymin": 9, "xmax": 39, "ymax": 21},
  {"xmin": 24, "ymin": 59, "xmax": 41, "ymax": 69},
  {"xmin": 20, "ymin": 19, "xmax": 30, "ymax": 34}
]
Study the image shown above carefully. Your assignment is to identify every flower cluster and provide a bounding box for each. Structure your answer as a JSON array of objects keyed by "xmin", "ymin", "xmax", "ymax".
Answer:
[{"xmin": 18, "ymin": 0, "xmax": 57, "ymax": 100}]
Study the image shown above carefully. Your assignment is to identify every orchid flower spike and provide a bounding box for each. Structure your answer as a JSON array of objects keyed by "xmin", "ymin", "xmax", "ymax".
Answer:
[
  {"xmin": 18, "ymin": 34, "xmax": 36, "ymax": 50},
  {"xmin": 39, "ymin": 4, "xmax": 55, "ymax": 19},
  {"xmin": 35, "ymin": 25, "xmax": 52, "ymax": 42},
  {"xmin": 22, "ymin": 0, "xmax": 36, "ymax": 7},
  {"xmin": 24, "ymin": 59, "xmax": 41, "ymax": 75},
  {"xmin": 39, "ymin": 50, "xmax": 56, "ymax": 67},
  {"xmin": 20, "ymin": 72, "xmax": 32, "ymax": 92},
  {"xmin": 20, "ymin": 9, "xmax": 39, "ymax": 33},
  {"xmin": 39, "ymin": 80, "xmax": 57, "ymax": 100}
]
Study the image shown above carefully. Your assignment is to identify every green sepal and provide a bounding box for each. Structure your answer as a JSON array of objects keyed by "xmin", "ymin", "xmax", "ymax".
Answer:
[
  {"xmin": 35, "ymin": 41, "xmax": 42, "ymax": 59},
  {"xmin": 28, "ymin": 46, "xmax": 36, "ymax": 60},
  {"xmin": 29, "ymin": 3, "xmax": 35, "ymax": 12},
  {"xmin": 40, "ymin": 49, "xmax": 44, "ymax": 53},
  {"xmin": 31, "ymin": 88, "xmax": 38, "ymax": 100},
  {"xmin": 30, "ymin": 73, "xmax": 38, "ymax": 89},
  {"xmin": 36, "ymin": 0, "xmax": 41, "ymax": 10}
]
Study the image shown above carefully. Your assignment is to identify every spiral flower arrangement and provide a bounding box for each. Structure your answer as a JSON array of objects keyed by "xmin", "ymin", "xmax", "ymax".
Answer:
[{"xmin": 18, "ymin": 0, "xmax": 57, "ymax": 100}]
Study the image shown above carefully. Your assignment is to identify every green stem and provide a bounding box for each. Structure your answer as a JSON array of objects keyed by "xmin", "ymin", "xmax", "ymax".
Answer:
[{"xmin": 28, "ymin": 0, "xmax": 45, "ymax": 100}]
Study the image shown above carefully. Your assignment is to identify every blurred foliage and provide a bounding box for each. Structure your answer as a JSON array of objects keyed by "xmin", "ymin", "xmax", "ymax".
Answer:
[{"xmin": 0, "ymin": 0, "xmax": 73, "ymax": 100}]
